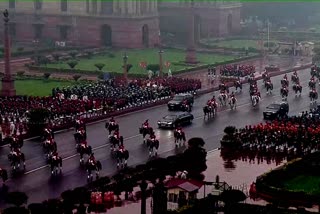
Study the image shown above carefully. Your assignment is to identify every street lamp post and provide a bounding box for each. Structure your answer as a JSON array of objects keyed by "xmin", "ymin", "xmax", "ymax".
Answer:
[
  {"xmin": 185, "ymin": 0, "xmax": 197, "ymax": 64},
  {"xmin": 123, "ymin": 52, "xmax": 128, "ymax": 84},
  {"xmin": 33, "ymin": 39, "xmax": 39, "ymax": 65},
  {"xmin": 159, "ymin": 49, "xmax": 164, "ymax": 77},
  {"xmin": 1, "ymin": 9, "xmax": 16, "ymax": 96},
  {"xmin": 139, "ymin": 180, "xmax": 148, "ymax": 214}
]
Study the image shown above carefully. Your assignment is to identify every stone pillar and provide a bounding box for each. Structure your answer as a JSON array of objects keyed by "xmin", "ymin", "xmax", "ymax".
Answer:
[
  {"xmin": 1, "ymin": 9, "xmax": 16, "ymax": 97},
  {"xmin": 185, "ymin": 5, "xmax": 198, "ymax": 64},
  {"xmin": 137, "ymin": 0, "xmax": 141, "ymax": 15},
  {"xmin": 159, "ymin": 49, "xmax": 164, "ymax": 77},
  {"xmin": 123, "ymin": 53, "xmax": 128, "ymax": 84},
  {"xmin": 132, "ymin": 0, "xmax": 136, "ymax": 15}
]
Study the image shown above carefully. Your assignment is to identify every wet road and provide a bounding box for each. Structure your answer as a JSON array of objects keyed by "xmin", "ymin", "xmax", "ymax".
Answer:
[{"xmin": 0, "ymin": 68, "xmax": 316, "ymax": 204}]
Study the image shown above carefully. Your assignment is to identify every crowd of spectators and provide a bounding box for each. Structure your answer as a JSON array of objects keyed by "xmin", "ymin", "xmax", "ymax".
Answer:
[
  {"xmin": 220, "ymin": 64, "xmax": 255, "ymax": 78},
  {"xmin": 0, "ymin": 77, "xmax": 201, "ymax": 138}
]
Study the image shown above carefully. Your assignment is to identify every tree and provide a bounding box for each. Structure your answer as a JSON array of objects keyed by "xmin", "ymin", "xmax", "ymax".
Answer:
[
  {"xmin": 52, "ymin": 53, "xmax": 61, "ymax": 62},
  {"xmin": 220, "ymin": 189, "xmax": 247, "ymax": 213},
  {"xmin": 26, "ymin": 108, "xmax": 50, "ymax": 135},
  {"xmin": 28, "ymin": 203, "xmax": 47, "ymax": 214},
  {"xmin": 73, "ymin": 75, "xmax": 81, "ymax": 81},
  {"xmin": 182, "ymin": 138, "xmax": 207, "ymax": 179},
  {"xmin": 69, "ymin": 50, "xmax": 78, "ymax": 59},
  {"xmin": 5, "ymin": 191, "xmax": 28, "ymax": 207},
  {"xmin": 3, "ymin": 207, "xmax": 29, "ymax": 214},
  {"xmin": 39, "ymin": 56, "xmax": 50, "ymax": 67},
  {"xmin": 67, "ymin": 60, "xmax": 78, "ymax": 70},
  {"xmin": 94, "ymin": 63, "xmax": 105, "ymax": 71}
]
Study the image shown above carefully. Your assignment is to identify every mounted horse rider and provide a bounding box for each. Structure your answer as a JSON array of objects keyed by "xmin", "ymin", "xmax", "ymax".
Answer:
[
  {"xmin": 42, "ymin": 127, "xmax": 54, "ymax": 141},
  {"xmin": 74, "ymin": 127, "xmax": 87, "ymax": 144},
  {"xmin": 310, "ymin": 88, "xmax": 318, "ymax": 104},
  {"xmin": 251, "ymin": 89, "xmax": 261, "ymax": 107},
  {"xmin": 229, "ymin": 91, "xmax": 237, "ymax": 110},
  {"xmin": 78, "ymin": 139, "xmax": 92, "ymax": 164},
  {"xmin": 292, "ymin": 80, "xmax": 302, "ymax": 96},
  {"xmin": 109, "ymin": 129, "xmax": 123, "ymax": 151},
  {"xmin": 75, "ymin": 118, "xmax": 86, "ymax": 132},
  {"xmin": 281, "ymin": 74, "xmax": 289, "ymax": 87},
  {"xmin": 147, "ymin": 131, "xmax": 159, "ymax": 157},
  {"xmin": 280, "ymin": 86, "xmax": 289, "ymax": 100},
  {"xmin": 174, "ymin": 127, "xmax": 186, "ymax": 146},
  {"xmin": 8, "ymin": 134, "xmax": 23, "ymax": 151},
  {"xmin": 139, "ymin": 120, "xmax": 153, "ymax": 143},
  {"xmin": 234, "ymin": 78, "xmax": 242, "ymax": 92},
  {"xmin": 116, "ymin": 144, "xmax": 129, "ymax": 168},
  {"xmin": 86, "ymin": 153, "xmax": 102, "ymax": 181},
  {"xmin": 8, "ymin": 147, "xmax": 25, "ymax": 170},
  {"xmin": 105, "ymin": 117, "xmax": 119, "ymax": 136},
  {"xmin": 50, "ymin": 152, "xmax": 62, "ymax": 175}
]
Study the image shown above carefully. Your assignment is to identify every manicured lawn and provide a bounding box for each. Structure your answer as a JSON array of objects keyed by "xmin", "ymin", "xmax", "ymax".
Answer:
[
  {"xmin": 282, "ymin": 175, "xmax": 320, "ymax": 195},
  {"xmin": 44, "ymin": 49, "xmax": 237, "ymax": 74},
  {"xmin": 0, "ymin": 79, "xmax": 76, "ymax": 96}
]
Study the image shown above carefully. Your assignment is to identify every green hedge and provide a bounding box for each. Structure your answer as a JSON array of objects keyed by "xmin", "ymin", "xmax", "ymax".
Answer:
[
  {"xmin": 0, "ymin": 46, "xmax": 89, "ymax": 58},
  {"xmin": 26, "ymin": 54, "xmax": 260, "ymax": 78},
  {"xmin": 255, "ymin": 154, "xmax": 320, "ymax": 204},
  {"xmin": 198, "ymin": 43, "xmax": 261, "ymax": 53}
]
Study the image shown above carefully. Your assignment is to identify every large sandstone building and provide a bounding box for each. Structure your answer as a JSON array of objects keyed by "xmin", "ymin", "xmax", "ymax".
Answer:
[{"xmin": 0, "ymin": 0, "xmax": 241, "ymax": 48}]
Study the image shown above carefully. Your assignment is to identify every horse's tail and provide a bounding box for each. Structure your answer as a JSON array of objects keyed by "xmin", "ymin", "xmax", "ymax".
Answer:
[
  {"xmin": 97, "ymin": 161, "xmax": 102, "ymax": 170},
  {"xmin": 125, "ymin": 151, "xmax": 129, "ymax": 159},
  {"xmin": 88, "ymin": 146, "xmax": 92, "ymax": 154},
  {"xmin": 120, "ymin": 136, "xmax": 124, "ymax": 144},
  {"xmin": 21, "ymin": 153, "xmax": 25, "ymax": 162}
]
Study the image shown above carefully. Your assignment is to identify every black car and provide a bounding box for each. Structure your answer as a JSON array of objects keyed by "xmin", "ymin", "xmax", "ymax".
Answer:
[
  {"xmin": 157, "ymin": 113, "xmax": 194, "ymax": 129},
  {"xmin": 167, "ymin": 94, "xmax": 194, "ymax": 111},
  {"xmin": 263, "ymin": 102, "xmax": 289, "ymax": 120}
]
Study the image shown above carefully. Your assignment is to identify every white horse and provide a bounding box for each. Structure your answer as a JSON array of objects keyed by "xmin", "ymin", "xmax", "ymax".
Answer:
[
  {"xmin": 218, "ymin": 93, "xmax": 228, "ymax": 106},
  {"xmin": 251, "ymin": 95, "xmax": 260, "ymax": 107}
]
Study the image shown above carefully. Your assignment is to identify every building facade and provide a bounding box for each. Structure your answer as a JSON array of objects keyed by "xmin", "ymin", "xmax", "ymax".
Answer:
[
  {"xmin": 0, "ymin": 0, "xmax": 241, "ymax": 48},
  {"xmin": 159, "ymin": 1, "xmax": 242, "ymax": 44}
]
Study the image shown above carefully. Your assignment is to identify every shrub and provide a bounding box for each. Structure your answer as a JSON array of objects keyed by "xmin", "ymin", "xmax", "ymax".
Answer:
[
  {"xmin": 38, "ymin": 56, "xmax": 50, "ymax": 66},
  {"xmin": 94, "ymin": 63, "xmax": 105, "ymax": 71},
  {"xmin": 309, "ymin": 28, "xmax": 317, "ymax": 33},
  {"xmin": 85, "ymin": 50, "xmax": 93, "ymax": 59},
  {"xmin": 16, "ymin": 71, "xmax": 25, "ymax": 76},
  {"xmin": 279, "ymin": 27, "xmax": 288, "ymax": 31},
  {"xmin": 43, "ymin": 73, "xmax": 51, "ymax": 79},
  {"xmin": 146, "ymin": 64, "xmax": 160, "ymax": 72},
  {"xmin": 69, "ymin": 50, "xmax": 78, "ymax": 59},
  {"xmin": 73, "ymin": 74, "xmax": 81, "ymax": 81},
  {"xmin": 67, "ymin": 60, "xmax": 78, "ymax": 69},
  {"xmin": 17, "ymin": 47, "xmax": 24, "ymax": 52},
  {"xmin": 224, "ymin": 126, "xmax": 236, "ymax": 135},
  {"xmin": 5, "ymin": 191, "xmax": 28, "ymax": 207},
  {"xmin": 108, "ymin": 53, "xmax": 115, "ymax": 58},
  {"xmin": 0, "ymin": 47, "xmax": 4, "ymax": 53}
]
